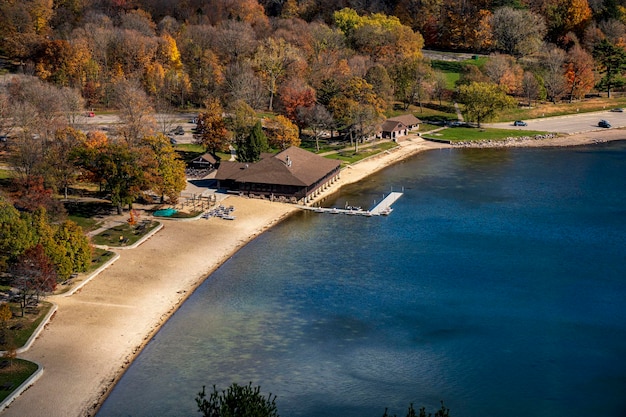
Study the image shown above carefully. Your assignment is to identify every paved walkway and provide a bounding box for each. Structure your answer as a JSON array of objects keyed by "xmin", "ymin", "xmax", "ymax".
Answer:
[{"xmin": 454, "ymin": 102, "xmax": 464, "ymax": 122}]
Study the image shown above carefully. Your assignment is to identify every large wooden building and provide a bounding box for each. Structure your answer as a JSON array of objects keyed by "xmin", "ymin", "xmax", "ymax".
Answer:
[{"xmin": 214, "ymin": 146, "xmax": 341, "ymax": 203}]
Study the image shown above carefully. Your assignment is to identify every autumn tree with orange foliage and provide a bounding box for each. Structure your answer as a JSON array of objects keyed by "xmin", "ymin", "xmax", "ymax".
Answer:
[
  {"xmin": 537, "ymin": 0, "xmax": 593, "ymax": 42},
  {"xmin": 277, "ymin": 79, "xmax": 316, "ymax": 129},
  {"xmin": 565, "ymin": 45, "xmax": 596, "ymax": 102},
  {"xmin": 194, "ymin": 98, "xmax": 230, "ymax": 153},
  {"xmin": 12, "ymin": 176, "xmax": 65, "ymax": 219},
  {"xmin": 484, "ymin": 54, "xmax": 524, "ymax": 95}
]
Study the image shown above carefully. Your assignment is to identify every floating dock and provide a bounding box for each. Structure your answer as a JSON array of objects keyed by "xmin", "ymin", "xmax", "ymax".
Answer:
[
  {"xmin": 369, "ymin": 192, "xmax": 403, "ymax": 215},
  {"xmin": 303, "ymin": 191, "xmax": 403, "ymax": 217}
]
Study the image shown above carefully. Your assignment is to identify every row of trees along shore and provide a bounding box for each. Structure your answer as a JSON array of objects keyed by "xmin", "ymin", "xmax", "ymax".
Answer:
[{"xmin": 3, "ymin": 0, "xmax": 626, "ymax": 318}]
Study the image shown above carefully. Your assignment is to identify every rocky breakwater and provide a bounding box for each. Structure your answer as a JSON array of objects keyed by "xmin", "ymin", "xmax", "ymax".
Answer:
[{"xmin": 452, "ymin": 133, "xmax": 558, "ymax": 148}]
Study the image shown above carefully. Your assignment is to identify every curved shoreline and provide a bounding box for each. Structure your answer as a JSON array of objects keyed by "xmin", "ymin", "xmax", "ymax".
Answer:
[{"xmin": 1, "ymin": 133, "xmax": 624, "ymax": 417}]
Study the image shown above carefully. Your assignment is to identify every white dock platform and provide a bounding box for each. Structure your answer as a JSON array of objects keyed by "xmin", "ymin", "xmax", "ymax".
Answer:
[
  {"xmin": 369, "ymin": 192, "xmax": 403, "ymax": 215},
  {"xmin": 301, "ymin": 191, "xmax": 403, "ymax": 217}
]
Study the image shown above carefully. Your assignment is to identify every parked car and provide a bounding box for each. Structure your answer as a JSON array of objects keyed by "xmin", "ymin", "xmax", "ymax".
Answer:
[
  {"xmin": 172, "ymin": 125, "xmax": 184, "ymax": 135},
  {"xmin": 610, "ymin": 108, "xmax": 623, "ymax": 112},
  {"xmin": 513, "ymin": 120, "xmax": 527, "ymax": 126},
  {"xmin": 598, "ymin": 119, "xmax": 611, "ymax": 128},
  {"xmin": 168, "ymin": 136, "xmax": 177, "ymax": 145}
]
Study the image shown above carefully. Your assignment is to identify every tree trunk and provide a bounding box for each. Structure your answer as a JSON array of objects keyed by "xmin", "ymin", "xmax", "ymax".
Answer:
[{"xmin": 117, "ymin": 203, "xmax": 123, "ymax": 215}]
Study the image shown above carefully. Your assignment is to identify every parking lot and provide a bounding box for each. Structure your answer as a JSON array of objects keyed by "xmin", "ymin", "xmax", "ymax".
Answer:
[
  {"xmin": 81, "ymin": 112, "xmax": 199, "ymax": 144},
  {"xmin": 486, "ymin": 108, "xmax": 626, "ymax": 134}
]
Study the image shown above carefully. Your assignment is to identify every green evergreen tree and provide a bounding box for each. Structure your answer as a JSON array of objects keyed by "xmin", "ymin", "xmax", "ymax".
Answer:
[
  {"xmin": 196, "ymin": 382, "xmax": 279, "ymax": 417},
  {"xmin": 593, "ymin": 39, "xmax": 626, "ymax": 98},
  {"xmin": 238, "ymin": 121, "xmax": 267, "ymax": 163}
]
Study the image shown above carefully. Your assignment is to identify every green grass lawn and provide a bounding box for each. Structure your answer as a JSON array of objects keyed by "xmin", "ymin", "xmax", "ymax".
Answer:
[
  {"xmin": 431, "ymin": 57, "xmax": 486, "ymax": 89},
  {"xmin": 0, "ymin": 301, "xmax": 53, "ymax": 351},
  {"xmin": 89, "ymin": 247, "xmax": 116, "ymax": 270},
  {"xmin": 0, "ymin": 359, "xmax": 39, "ymax": 402},
  {"xmin": 324, "ymin": 141, "xmax": 398, "ymax": 165},
  {"xmin": 90, "ymin": 220, "xmax": 160, "ymax": 247},
  {"xmin": 422, "ymin": 126, "xmax": 549, "ymax": 142},
  {"xmin": 300, "ymin": 139, "xmax": 355, "ymax": 154},
  {"xmin": 175, "ymin": 143, "xmax": 205, "ymax": 153},
  {"xmin": 419, "ymin": 123, "xmax": 446, "ymax": 132},
  {"xmin": 64, "ymin": 200, "xmax": 115, "ymax": 233}
]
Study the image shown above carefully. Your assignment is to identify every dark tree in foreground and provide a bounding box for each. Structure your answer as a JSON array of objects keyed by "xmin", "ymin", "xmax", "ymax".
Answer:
[
  {"xmin": 196, "ymin": 382, "xmax": 279, "ymax": 417},
  {"xmin": 10, "ymin": 244, "xmax": 57, "ymax": 317},
  {"xmin": 382, "ymin": 401, "xmax": 450, "ymax": 417}
]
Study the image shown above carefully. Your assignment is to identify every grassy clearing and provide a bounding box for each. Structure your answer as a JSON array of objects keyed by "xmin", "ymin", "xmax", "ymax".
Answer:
[
  {"xmin": 89, "ymin": 247, "xmax": 115, "ymax": 271},
  {"xmin": 175, "ymin": 143, "xmax": 205, "ymax": 153},
  {"xmin": 0, "ymin": 359, "xmax": 39, "ymax": 402},
  {"xmin": 0, "ymin": 301, "xmax": 53, "ymax": 351},
  {"xmin": 419, "ymin": 123, "xmax": 446, "ymax": 132},
  {"xmin": 431, "ymin": 57, "xmax": 486, "ymax": 89},
  {"xmin": 300, "ymin": 139, "xmax": 355, "ymax": 154},
  {"xmin": 422, "ymin": 126, "xmax": 549, "ymax": 142},
  {"xmin": 65, "ymin": 200, "xmax": 113, "ymax": 233},
  {"xmin": 90, "ymin": 220, "xmax": 160, "ymax": 247},
  {"xmin": 324, "ymin": 141, "xmax": 398, "ymax": 165}
]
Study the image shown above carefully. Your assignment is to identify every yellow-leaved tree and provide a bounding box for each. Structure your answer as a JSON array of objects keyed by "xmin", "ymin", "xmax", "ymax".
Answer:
[{"xmin": 267, "ymin": 115, "xmax": 300, "ymax": 150}]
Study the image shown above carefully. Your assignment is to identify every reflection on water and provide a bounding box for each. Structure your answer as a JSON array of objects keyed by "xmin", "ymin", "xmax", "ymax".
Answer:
[{"xmin": 97, "ymin": 142, "xmax": 626, "ymax": 417}]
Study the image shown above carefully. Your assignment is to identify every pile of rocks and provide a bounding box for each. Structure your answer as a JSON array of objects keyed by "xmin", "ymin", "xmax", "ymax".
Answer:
[{"xmin": 453, "ymin": 133, "xmax": 557, "ymax": 148}]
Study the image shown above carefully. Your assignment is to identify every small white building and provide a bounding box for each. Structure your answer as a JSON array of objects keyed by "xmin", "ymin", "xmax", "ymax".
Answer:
[{"xmin": 379, "ymin": 114, "xmax": 421, "ymax": 141}]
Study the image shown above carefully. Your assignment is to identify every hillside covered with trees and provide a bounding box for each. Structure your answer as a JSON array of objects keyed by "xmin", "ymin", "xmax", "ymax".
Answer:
[
  {"xmin": 2, "ymin": 0, "xmax": 626, "ymax": 113},
  {"xmin": 2, "ymin": 0, "xmax": 626, "ymax": 302}
]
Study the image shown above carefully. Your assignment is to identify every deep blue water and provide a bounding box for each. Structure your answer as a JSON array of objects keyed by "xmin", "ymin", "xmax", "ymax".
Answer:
[{"xmin": 97, "ymin": 142, "xmax": 626, "ymax": 417}]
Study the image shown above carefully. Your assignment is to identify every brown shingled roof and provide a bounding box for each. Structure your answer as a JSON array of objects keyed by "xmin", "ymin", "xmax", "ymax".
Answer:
[
  {"xmin": 388, "ymin": 114, "xmax": 421, "ymax": 125},
  {"xmin": 214, "ymin": 146, "xmax": 341, "ymax": 187},
  {"xmin": 381, "ymin": 120, "xmax": 406, "ymax": 133}
]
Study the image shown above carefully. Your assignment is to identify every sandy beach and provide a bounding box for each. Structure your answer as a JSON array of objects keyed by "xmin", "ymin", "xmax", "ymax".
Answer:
[{"xmin": 1, "ymin": 132, "xmax": 624, "ymax": 417}]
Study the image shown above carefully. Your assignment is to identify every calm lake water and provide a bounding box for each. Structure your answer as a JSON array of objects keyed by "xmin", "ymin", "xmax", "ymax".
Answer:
[{"xmin": 97, "ymin": 142, "xmax": 626, "ymax": 417}]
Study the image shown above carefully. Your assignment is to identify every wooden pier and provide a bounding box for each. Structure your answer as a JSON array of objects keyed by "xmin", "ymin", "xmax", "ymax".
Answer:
[{"xmin": 302, "ymin": 191, "xmax": 403, "ymax": 217}]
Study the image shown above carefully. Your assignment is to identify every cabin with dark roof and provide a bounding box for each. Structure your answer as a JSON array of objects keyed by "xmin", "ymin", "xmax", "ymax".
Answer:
[
  {"xmin": 190, "ymin": 153, "xmax": 218, "ymax": 170},
  {"xmin": 214, "ymin": 146, "xmax": 341, "ymax": 203},
  {"xmin": 379, "ymin": 114, "xmax": 421, "ymax": 141}
]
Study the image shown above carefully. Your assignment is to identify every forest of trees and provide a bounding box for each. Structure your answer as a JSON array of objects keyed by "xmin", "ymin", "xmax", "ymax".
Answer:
[
  {"xmin": 3, "ymin": 0, "xmax": 626, "ymax": 304},
  {"xmin": 3, "ymin": 0, "xmax": 626, "ymax": 116}
]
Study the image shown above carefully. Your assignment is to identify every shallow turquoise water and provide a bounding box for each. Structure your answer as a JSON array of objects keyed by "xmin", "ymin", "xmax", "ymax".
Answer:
[{"xmin": 97, "ymin": 142, "xmax": 626, "ymax": 417}]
